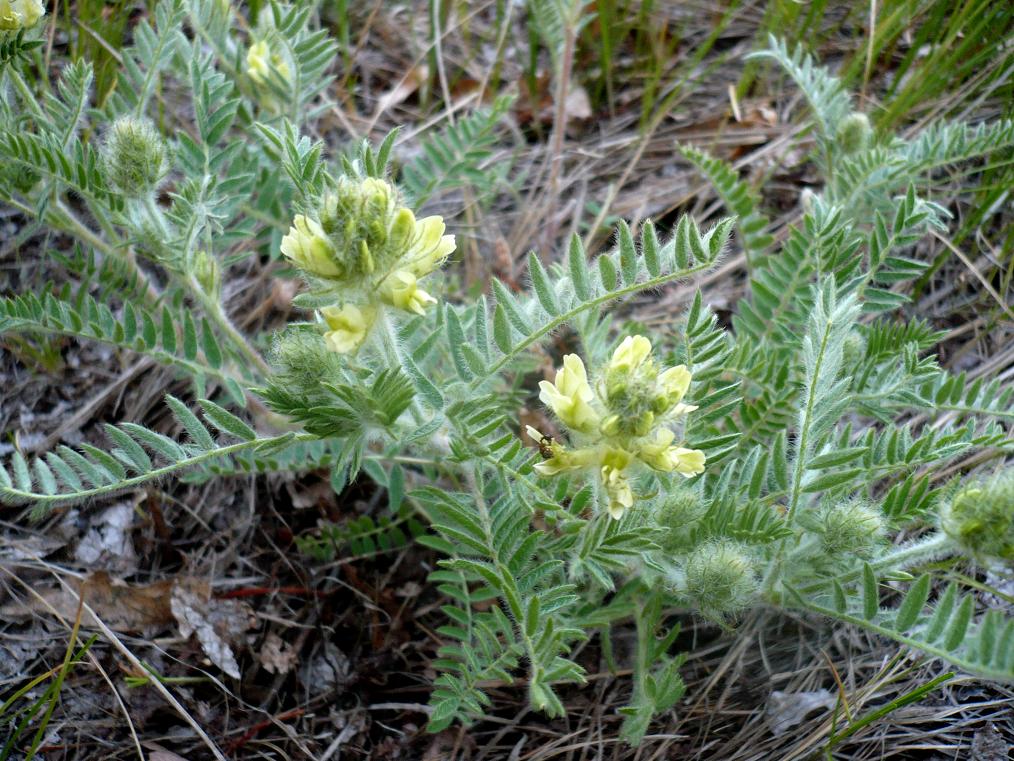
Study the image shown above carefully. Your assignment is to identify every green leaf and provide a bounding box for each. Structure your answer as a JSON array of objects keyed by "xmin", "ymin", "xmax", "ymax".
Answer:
[
  {"xmin": 862, "ymin": 563, "xmax": 878, "ymax": 620},
  {"xmin": 528, "ymin": 251, "xmax": 558, "ymax": 314},
  {"xmin": 493, "ymin": 303, "xmax": 512, "ymax": 354},
  {"xmin": 598, "ymin": 254, "xmax": 617, "ymax": 291},
  {"xmin": 568, "ymin": 233, "xmax": 591, "ymax": 300},
  {"xmin": 894, "ymin": 574, "xmax": 930, "ymax": 632},
  {"xmin": 617, "ymin": 221, "xmax": 638, "ymax": 284},
  {"xmin": 806, "ymin": 447, "xmax": 868, "ymax": 469},
  {"xmin": 943, "ymin": 594, "xmax": 974, "ymax": 651},
  {"xmin": 801, "ymin": 468, "xmax": 863, "ymax": 493},
  {"xmin": 199, "ymin": 399, "xmax": 256, "ymax": 441},
  {"xmin": 165, "ymin": 395, "xmax": 216, "ymax": 450}
]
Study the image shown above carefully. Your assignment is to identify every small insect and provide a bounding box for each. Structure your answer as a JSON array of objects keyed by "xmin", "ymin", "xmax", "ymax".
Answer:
[{"xmin": 538, "ymin": 435, "xmax": 555, "ymax": 459}]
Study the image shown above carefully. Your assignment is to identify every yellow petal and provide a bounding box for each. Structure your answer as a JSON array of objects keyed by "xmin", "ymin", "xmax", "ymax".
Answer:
[
  {"xmin": 320, "ymin": 303, "xmax": 376, "ymax": 354},
  {"xmin": 609, "ymin": 335, "xmax": 652, "ymax": 373}
]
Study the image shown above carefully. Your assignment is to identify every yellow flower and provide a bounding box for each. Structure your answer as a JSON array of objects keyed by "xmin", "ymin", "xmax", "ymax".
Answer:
[
  {"xmin": 608, "ymin": 335, "xmax": 652, "ymax": 374},
  {"xmin": 403, "ymin": 215, "xmax": 456, "ymax": 277},
  {"xmin": 281, "ymin": 215, "xmax": 342, "ymax": 278},
  {"xmin": 379, "ymin": 269, "xmax": 437, "ymax": 315},
  {"xmin": 320, "ymin": 303, "xmax": 376, "ymax": 354},
  {"xmin": 0, "ymin": 0, "xmax": 44, "ymax": 30},
  {"xmin": 600, "ymin": 449, "xmax": 634, "ymax": 519},
  {"xmin": 539, "ymin": 354, "xmax": 600, "ymax": 434},
  {"xmin": 246, "ymin": 40, "xmax": 290, "ymax": 86},
  {"xmin": 526, "ymin": 425, "xmax": 594, "ymax": 476},
  {"xmin": 670, "ymin": 448, "xmax": 706, "ymax": 477},
  {"xmin": 636, "ymin": 429, "xmax": 706, "ymax": 476},
  {"xmin": 659, "ymin": 364, "xmax": 691, "ymax": 404}
]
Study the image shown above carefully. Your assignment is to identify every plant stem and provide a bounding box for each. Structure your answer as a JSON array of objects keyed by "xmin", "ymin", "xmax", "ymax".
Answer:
[
  {"xmin": 796, "ymin": 532, "xmax": 952, "ymax": 596},
  {"xmin": 189, "ymin": 275, "xmax": 272, "ymax": 378}
]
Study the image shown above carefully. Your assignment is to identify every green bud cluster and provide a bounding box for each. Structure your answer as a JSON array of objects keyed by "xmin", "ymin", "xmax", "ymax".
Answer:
[
  {"xmin": 806, "ymin": 498, "xmax": 885, "ymax": 558},
  {"xmin": 678, "ymin": 539, "xmax": 759, "ymax": 617},
  {"xmin": 316, "ymin": 176, "xmax": 408, "ymax": 287},
  {"xmin": 942, "ymin": 472, "xmax": 1014, "ymax": 564},
  {"xmin": 271, "ymin": 326, "xmax": 347, "ymax": 402},
  {"xmin": 841, "ymin": 330, "xmax": 867, "ymax": 370},
  {"xmin": 600, "ymin": 344, "xmax": 690, "ymax": 439},
  {"xmin": 102, "ymin": 117, "xmax": 169, "ymax": 198},
  {"xmin": 836, "ymin": 112, "xmax": 873, "ymax": 154},
  {"xmin": 654, "ymin": 487, "xmax": 706, "ymax": 552},
  {"xmin": 191, "ymin": 250, "xmax": 221, "ymax": 298}
]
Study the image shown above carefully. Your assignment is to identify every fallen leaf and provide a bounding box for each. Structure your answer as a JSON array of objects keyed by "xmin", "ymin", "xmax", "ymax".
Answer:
[
  {"xmin": 301, "ymin": 641, "xmax": 352, "ymax": 692},
  {"xmin": 75, "ymin": 502, "xmax": 137, "ymax": 572},
  {"xmin": 0, "ymin": 571, "xmax": 173, "ymax": 633},
  {"xmin": 171, "ymin": 578, "xmax": 256, "ymax": 679},
  {"xmin": 766, "ymin": 689, "xmax": 836, "ymax": 736},
  {"xmin": 564, "ymin": 86, "xmax": 592, "ymax": 121},
  {"xmin": 259, "ymin": 631, "xmax": 298, "ymax": 675},
  {"xmin": 142, "ymin": 741, "xmax": 191, "ymax": 761}
]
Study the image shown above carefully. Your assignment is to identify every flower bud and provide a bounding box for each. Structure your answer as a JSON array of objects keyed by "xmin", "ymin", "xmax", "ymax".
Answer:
[
  {"xmin": 654, "ymin": 486, "xmax": 706, "ymax": 552},
  {"xmin": 271, "ymin": 326, "xmax": 346, "ymax": 397},
  {"xmin": 810, "ymin": 499, "xmax": 884, "ymax": 557},
  {"xmin": 942, "ymin": 473, "xmax": 1014, "ymax": 564},
  {"xmin": 842, "ymin": 330, "xmax": 867, "ymax": 370},
  {"xmin": 680, "ymin": 540, "xmax": 758, "ymax": 616},
  {"xmin": 837, "ymin": 112, "xmax": 872, "ymax": 154},
  {"xmin": 801, "ymin": 188, "xmax": 817, "ymax": 215},
  {"xmin": 191, "ymin": 250, "xmax": 220, "ymax": 298},
  {"xmin": 103, "ymin": 117, "xmax": 168, "ymax": 198},
  {"xmin": 0, "ymin": 0, "xmax": 45, "ymax": 31}
]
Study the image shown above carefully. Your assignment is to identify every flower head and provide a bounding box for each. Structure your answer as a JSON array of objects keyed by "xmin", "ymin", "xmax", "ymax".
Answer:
[
  {"xmin": 539, "ymin": 354, "xmax": 601, "ymax": 434},
  {"xmin": 281, "ymin": 174, "xmax": 457, "ymax": 354},
  {"xmin": 530, "ymin": 335, "xmax": 706, "ymax": 519},
  {"xmin": 0, "ymin": 0, "xmax": 44, "ymax": 31},
  {"xmin": 942, "ymin": 472, "xmax": 1014, "ymax": 564},
  {"xmin": 320, "ymin": 303, "xmax": 376, "ymax": 354},
  {"xmin": 246, "ymin": 40, "xmax": 290, "ymax": 86}
]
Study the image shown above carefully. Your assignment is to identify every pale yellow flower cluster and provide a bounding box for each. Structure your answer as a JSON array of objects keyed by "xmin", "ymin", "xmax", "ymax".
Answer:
[
  {"xmin": 529, "ymin": 335, "xmax": 706, "ymax": 519},
  {"xmin": 246, "ymin": 40, "xmax": 291, "ymax": 86},
  {"xmin": 0, "ymin": 0, "xmax": 44, "ymax": 31},
  {"xmin": 280, "ymin": 177, "xmax": 455, "ymax": 354}
]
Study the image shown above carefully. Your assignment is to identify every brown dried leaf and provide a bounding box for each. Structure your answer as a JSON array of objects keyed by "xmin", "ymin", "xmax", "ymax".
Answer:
[
  {"xmin": 170, "ymin": 578, "xmax": 256, "ymax": 679},
  {"xmin": 258, "ymin": 631, "xmax": 298, "ymax": 675},
  {"xmin": 0, "ymin": 571, "xmax": 173, "ymax": 633}
]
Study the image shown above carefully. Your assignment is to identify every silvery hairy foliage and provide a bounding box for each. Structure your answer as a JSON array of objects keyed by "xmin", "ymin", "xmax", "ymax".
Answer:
[{"xmin": 2, "ymin": 4, "xmax": 1012, "ymax": 744}]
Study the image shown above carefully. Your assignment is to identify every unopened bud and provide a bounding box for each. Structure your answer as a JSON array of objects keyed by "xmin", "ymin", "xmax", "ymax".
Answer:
[
  {"xmin": 655, "ymin": 487, "xmax": 706, "ymax": 552},
  {"xmin": 103, "ymin": 117, "xmax": 168, "ymax": 198},
  {"xmin": 680, "ymin": 540, "xmax": 758, "ymax": 616},
  {"xmin": 810, "ymin": 499, "xmax": 884, "ymax": 557},
  {"xmin": 192, "ymin": 250, "xmax": 221, "ymax": 298},
  {"xmin": 837, "ymin": 112, "xmax": 872, "ymax": 154},
  {"xmin": 942, "ymin": 472, "xmax": 1014, "ymax": 564}
]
